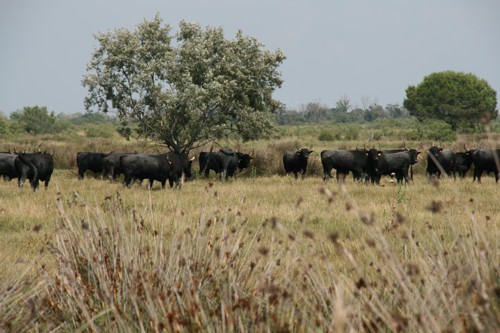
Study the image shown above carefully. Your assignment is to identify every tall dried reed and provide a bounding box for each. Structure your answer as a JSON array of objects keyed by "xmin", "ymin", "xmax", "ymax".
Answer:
[{"xmin": 1, "ymin": 179, "xmax": 498, "ymax": 332}]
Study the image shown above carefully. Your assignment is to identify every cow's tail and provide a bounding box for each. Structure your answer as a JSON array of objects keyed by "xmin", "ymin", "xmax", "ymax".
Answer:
[{"xmin": 18, "ymin": 154, "xmax": 39, "ymax": 191}]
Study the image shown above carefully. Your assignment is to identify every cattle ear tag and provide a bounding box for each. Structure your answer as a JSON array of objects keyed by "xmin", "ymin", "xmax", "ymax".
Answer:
[
  {"xmin": 168, "ymin": 160, "xmax": 172, "ymax": 165},
  {"xmin": 377, "ymin": 152, "xmax": 382, "ymax": 156}
]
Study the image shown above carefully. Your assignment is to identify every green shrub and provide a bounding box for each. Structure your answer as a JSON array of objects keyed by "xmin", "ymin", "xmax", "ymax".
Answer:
[
  {"xmin": 85, "ymin": 124, "xmax": 115, "ymax": 138},
  {"xmin": 318, "ymin": 131, "xmax": 334, "ymax": 141},
  {"xmin": 418, "ymin": 119, "xmax": 457, "ymax": 141}
]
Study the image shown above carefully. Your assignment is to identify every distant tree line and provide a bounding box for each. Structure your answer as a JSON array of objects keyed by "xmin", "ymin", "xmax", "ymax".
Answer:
[
  {"xmin": 275, "ymin": 100, "xmax": 410, "ymax": 125},
  {"xmin": 277, "ymin": 72, "xmax": 498, "ymax": 132},
  {"xmin": 0, "ymin": 106, "xmax": 117, "ymax": 138}
]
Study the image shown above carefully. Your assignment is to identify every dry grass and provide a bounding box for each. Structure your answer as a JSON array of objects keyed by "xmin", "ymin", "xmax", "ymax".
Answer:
[{"xmin": 0, "ymin": 166, "xmax": 499, "ymax": 331}]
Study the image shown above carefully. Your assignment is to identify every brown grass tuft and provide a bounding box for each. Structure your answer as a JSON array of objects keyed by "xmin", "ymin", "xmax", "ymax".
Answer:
[{"xmin": 427, "ymin": 200, "xmax": 443, "ymax": 213}]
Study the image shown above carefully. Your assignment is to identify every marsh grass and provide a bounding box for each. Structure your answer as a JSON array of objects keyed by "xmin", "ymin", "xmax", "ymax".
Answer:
[{"xmin": 0, "ymin": 166, "xmax": 499, "ymax": 331}]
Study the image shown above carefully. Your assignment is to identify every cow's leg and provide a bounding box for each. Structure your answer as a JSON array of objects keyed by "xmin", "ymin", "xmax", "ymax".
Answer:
[
  {"xmin": 322, "ymin": 165, "xmax": 332, "ymax": 181},
  {"xmin": 495, "ymin": 172, "xmax": 499, "ymax": 183},
  {"xmin": 108, "ymin": 167, "xmax": 115, "ymax": 181},
  {"xmin": 18, "ymin": 176, "xmax": 25, "ymax": 188},
  {"xmin": 123, "ymin": 174, "xmax": 132, "ymax": 188},
  {"xmin": 353, "ymin": 169, "xmax": 364, "ymax": 182},
  {"xmin": 474, "ymin": 169, "xmax": 482, "ymax": 183},
  {"xmin": 31, "ymin": 179, "xmax": 38, "ymax": 191},
  {"xmin": 403, "ymin": 170, "xmax": 409, "ymax": 185},
  {"xmin": 44, "ymin": 176, "xmax": 51, "ymax": 189},
  {"xmin": 395, "ymin": 170, "xmax": 405, "ymax": 185}
]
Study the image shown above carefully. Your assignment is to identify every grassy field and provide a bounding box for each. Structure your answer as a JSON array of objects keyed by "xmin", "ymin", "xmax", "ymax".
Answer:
[{"xmin": 1, "ymin": 155, "xmax": 499, "ymax": 331}]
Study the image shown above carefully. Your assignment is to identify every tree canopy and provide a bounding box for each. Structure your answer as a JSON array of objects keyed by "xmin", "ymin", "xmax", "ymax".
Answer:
[
  {"xmin": 82, "ymin": 15, "xmax": 286, "ymax": 154},
  {"xmin": 9, "ymin": 106, "xmax": 59, "ymax": 135},
  {"xmin": 403, "ymin": 71, "xmax": 497, "ymax": 131}
]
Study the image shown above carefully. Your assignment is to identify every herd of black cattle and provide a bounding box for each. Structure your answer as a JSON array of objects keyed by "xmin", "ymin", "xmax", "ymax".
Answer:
[{"xmin": 0, "ymin": 146, "xmax": 499, "ymax": 191}]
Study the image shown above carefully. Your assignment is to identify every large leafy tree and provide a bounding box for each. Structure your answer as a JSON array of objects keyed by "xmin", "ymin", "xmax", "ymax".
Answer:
[
  {"xmin": 404, "ymin": 71, "xmax": 497, "ymax": 131},
  {"xmin": 83, "ymin": 15, "xmax": 286, "ymax": 154}
]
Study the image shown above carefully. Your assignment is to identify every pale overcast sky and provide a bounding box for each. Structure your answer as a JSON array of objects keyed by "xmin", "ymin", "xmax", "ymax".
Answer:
[{"xmin": 1, "ymin": 0, "xmax": 499, "ymax": 115}]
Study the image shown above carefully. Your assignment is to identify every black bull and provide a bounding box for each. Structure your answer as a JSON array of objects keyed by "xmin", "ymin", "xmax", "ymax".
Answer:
[
  {"xmin": 426, "ymin": 146, "xmax": 457, "ymax": 178},
  {"xmin": 76, "ymin": 152, "xmax": 108, "ymax": 179},
  {"xmin": 320, "ymin": 149, "xmax": 368, "ymax": 181},
  {"xmin": 456, "ymin": 151, "xmax": 474, "ymax": 178},
  {"xmin": 0, "ymin": 152, "xmax": 18, "ymax": 181},
  {"xmin": 102, "ymin": 152, "xmax": 136, "ymax": 181},
  {"xmin": 120, "ymin": 152, "xmax": 194, "ymax": 189},
  {"xmin": 283, "ymin": 148, "xmax": 313, "ymax": 179},
  {"xmin": 366, "ymin": 149, "xmax": 420, "ymax": 184},
  {"xmin": 321, "ymin": 148, "xmax": 420, "ymax": 182},
  {"xmin": 472, "ymin": 149, "xmax": 500, "ymax": 183},
  {"xmin": 199, "ymin": 149, "xmax": 253, "ymax": 179},
  {"xmin": 14, "ymin": 152, "xmax": 54, "ymax": 191}
]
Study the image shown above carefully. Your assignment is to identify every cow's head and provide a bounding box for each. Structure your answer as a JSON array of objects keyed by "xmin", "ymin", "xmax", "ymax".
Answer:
[
  {"xmin": 366, "ymin": 148, "xmax": 382, "ymax": 173},
  {"xmin": 296, "ymin": 148, "xmax": 313, "ymax": 161},
  {"xmin": 366, "ymin": 148, "xmax": 382, "ymax": 161},
  {"xmin": 167, "ymin": 153, "xmax": 195, "ymax": 179},
  {"xmin": 463, "ymin": 150, "xmax": 475, "ymax": 166},
  {"xmin": 237, "ymin": 152, "xmax": 253, "ymax": 170},
  {"xmin": 428, "ymin": 146, "xmax": 442, "ymax": 158},
  {"xmin": 408, "ymin": 149, "xmax": 421, "ymax": 164}
]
